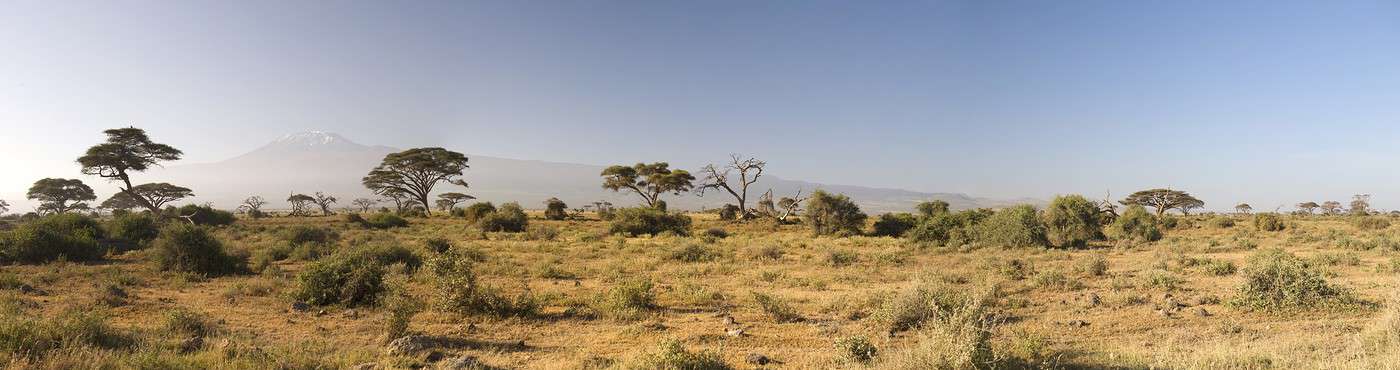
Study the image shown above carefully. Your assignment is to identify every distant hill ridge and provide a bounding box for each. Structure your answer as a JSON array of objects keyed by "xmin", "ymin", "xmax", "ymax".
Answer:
[{"xmin": 147, "ymin": 132, "xmax": 1040, "ymax": 213}]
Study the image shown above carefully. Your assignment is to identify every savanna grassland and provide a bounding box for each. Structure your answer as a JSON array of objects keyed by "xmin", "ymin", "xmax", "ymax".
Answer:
[{"xmin": 5, "ymin": 208, "xmax": 1400, "ymax": 370}]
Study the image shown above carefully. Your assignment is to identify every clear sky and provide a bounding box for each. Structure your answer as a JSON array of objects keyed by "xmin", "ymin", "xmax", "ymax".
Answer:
[{"xmin": 2, "ymin": 0, "xmax": 1398, "ymax": 212}]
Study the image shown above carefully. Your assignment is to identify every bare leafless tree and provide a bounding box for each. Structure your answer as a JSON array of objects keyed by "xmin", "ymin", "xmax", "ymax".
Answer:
[
  {"xmin": 696, "ymin": 154, "xmax": 766, "ymax": 220},
  {"xmin": 756, "ymin": 188, "xmax": 807, "ymax": 223},
  {"xmin": 312, "ymin": 192, "xmax": 337, "ymax": 216},
  {"xmin": 351, "ymin": 198, "xmax": 378, "ymax": 213},
  {"xmin": 238, "ymin": 196, "xmax": 268, "ymax": 215}
]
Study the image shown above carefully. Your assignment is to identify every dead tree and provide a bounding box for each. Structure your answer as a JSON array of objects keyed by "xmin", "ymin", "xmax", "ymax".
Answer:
[{"xmin": 696, "ymin": 154, "xmax": 766, "ymax": 219}]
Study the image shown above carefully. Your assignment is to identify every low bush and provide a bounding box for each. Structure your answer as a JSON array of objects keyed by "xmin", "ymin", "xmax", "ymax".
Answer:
[
  {"xmin": 871, "ymin": 213, "xmax": 919, "ymax": 237},
  {"xmin": 973, "ymin": 205, "xmax": 1048, "ymax": 248},
  {"xmin": 429, "ymin": 249, "xmax": 535, "ymax": 317},
  {"xmin": 907, "ymin": 210, "xmax": 985, "ymax": 247},
  {"xmin": 461, "ymin": 202, "xmax": 497, "ymax": 223},
  {"xmin": 105, "ymin": 213, "xmax": 159, "ymax": 247},
  {"xmin": 752, "ymin": 291, "xmax": 803, "ymax": 323},
  {"xmin": 718, "ymin": 204, "xmax": 740, "ymax": 221},
  {"xmin": 348, "ymin": 243, "xmax": 423, "ymax": 273},
  {"xmin": 1211, "ymin": 217, "xmax": 1236, "ymax": 228},
  {"xmin": 424, "ymin": 238, "xmax": 452, "ymax": 254},
  {"xmin": 627, "ymin": 339, "xmax": 730, "ymax": 370},
  {"xmin": 163, "ymin": 308, "xmax": 218, "ymax": 338},
  {"xmin": 1042, "ymin": 195, "xmax": 1102, "ymax": 248},
  {"xmin": 1353, "ymin": 216, "xmax": 1392, "ymax": 231},
  {"xmin": 352, "ymin": 213, "xmax": 408, "ymax": 229},
  {"xmin": 167, "ymin": 204, "xmax": 236, "ymax": 226},
  {"xmin": 1106, "ymin": 205, "xmax": 1162, "ymax": 242},
  {"xmin": 0, "ymin": 213, "xmax": 107, "ymax": 263},
  {"xmin": 477, "ymin": 202, "xmax": 528, "ymax": 232},
  {"xmin": 543, "ymin": 198, "xmax": 568, "ymax": 221},
  {"xmin": 874, "ymin": 280, "xmax": 1000, "ymax": 369},
  {"xmin": 383, "ymin": 288, "xmax": 424, "ymax": 342},
  {"xmin": 608, "ymin": 207, "xmax": 692, "ymax": 236},
  {"xmin": 701, "ymin": 227, "xmax": 728, "ymax": 240},
  {"xmin": 0, "ymin": 309, "xmax": 133, "ymax": 360},
  {"xmin": 293, "ymin": 253, "xmax": 386, "ymax": 307},
  {"xmin": 150, "ymin": 224, "xmax": 246, "ymax": 276},
  {"xmin": 1229, "ymin": 248, "xmax": 1356, "ymax": 311},
  {"xmin": 1253, "ymin": 213, "xmax": 1286, "ymax": 232},
  {"xmin": 873, "ymin": 278, "xmax": 998, "ymax": 334},
  {"xmin": 280, "ymin": 225, "xmax": 338, "ymax": 246},
  {"xmin": 835, "ymin": 336, "xmax": 878, "ymax": 364},
  {"xmin": 594, "ymin": 279, "xmax": 656, "ymax": 321},
  {"xmin": 668, "ymin": 243, "xmax": 721, "ymax": 263},
  {"xmin": 805, "ymin": 190, "xmax": 867, "ymax": 236}
]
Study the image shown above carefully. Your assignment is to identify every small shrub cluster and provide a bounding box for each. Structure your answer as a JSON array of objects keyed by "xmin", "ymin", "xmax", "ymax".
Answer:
[
  {"xmin": 594, "ymin": 279, "xmax": 656, "ymax": 321},
  {"xmin": 280, "ymin": 225, "xmax": 338, "ymax": 246},
  {"xmin": 668, "ymin": 243, "xmax": 721, "ymax": 263},
  {"xmin": 105, "ymin": 213, "xmax": 160, "ymax": 248},
  {"xmin": 608, "ymin": 207, "xmax": 692, "ymax": 236},
  {"xmin": 752, "ymin": 292, "xmax": 802, "ymax": 323},
  {"xmin": 1211, "ymin": 217, "xmax": 1236, "ymax": 228},
  {"xmin": 717, "ymin": 204, "xmax": 740, "ymax": 221},
  {"xmin": 871, "ymin": 213, "xmax": 919, "ymax": 237},
  {"xmin": 348, "ymin": 213, "xmax": 408, "ymax": 229},
  {"xmin": 973, "ymin": 205, "xmax": 1048, "ymax": 248},
  {"xmin": 1107, "ymin": 205, "xmax": 1162, "ymax": 242},
  {"xmin": 907, "ymin": 209, "xmax": 990, "ymax": 247},
  {"xmin": 150, "ymin": 224, "xmax": 247, "ymax": 276},
  {"xmin": 626, "ymin": 339, "xmax": 730, "ymax": 370},
  {"xmin": 165, "ymin": 204, "xmax": 236, "ymax": 226},
  {"xmin": 1352, "ymin": 216, "xmax": 1392, "ymax": 231},
  {"xmin": 1229, "ymin": 248, "xmax": 1355, "ymax": 311},
  {"xmin": 1253, "ymin": 213, "xmax": 1286, "ymax": 232},
  {"xmin": 429, "ymin": 249, "xmax": 535, "ymax": 317},
  {"xmin": 543, "ymin": 198, "xmax": 568, "ymax": 220},
  {"xmin": 0, "ymin": 213, "xmax": 107, "ymax": 263},
  {"xmin": 835, "ymin": 336, "xmax": 878, "ymax": 364},
  {"xmin": 805, "ymin": 190, "xmax": 867, "ymax": 236},
  {"xmin": 477, "ymin": 202, "xmax": 528, "ymax": 232},
  {"xmin": 293, "ymin": 253, "xmax": 387, "ymax": 307},
  {"xmin": 1042, "ymin": 195, "xmax": 1102, "ymax": 248},
  {"xmin": 461, "ymin": 202, "xmax": 497, "ymax": 223}
]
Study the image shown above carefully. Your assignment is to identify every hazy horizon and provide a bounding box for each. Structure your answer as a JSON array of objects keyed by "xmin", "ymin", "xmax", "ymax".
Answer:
[{"xmin": 4, "ymin": 1, "xmax": 1399, "ymax": 212}]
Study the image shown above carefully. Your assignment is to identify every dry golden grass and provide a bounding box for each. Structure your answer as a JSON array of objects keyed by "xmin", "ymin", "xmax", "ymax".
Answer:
[{"xmin": 4, "ymin": 213, "xmax": 1400, "ymax": 369}]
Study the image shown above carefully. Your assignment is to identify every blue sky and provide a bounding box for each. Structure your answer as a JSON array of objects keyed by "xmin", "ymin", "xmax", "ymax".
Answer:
[{"xmin": 2, "ymin": 0, "xmax": 1398, "ymax": 211}]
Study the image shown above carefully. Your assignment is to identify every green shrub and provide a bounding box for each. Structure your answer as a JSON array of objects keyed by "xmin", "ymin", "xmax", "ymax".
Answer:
[
  {"xmin": 1229, "ymin": 248, "xmax": 1355, "ymax": 311},
  {"xmin": 461, "ymin": 202, "xmax": 497, "ymax": 223},
  {"xmin": 424, "ymin": 237, "xmax": 452, "ymax": 254},
  {"xmin": 150, "ymin": 224, "xmax": 246, "ymax": 276},
  {"xmin": 835, "ymin": 336, "xmax": 878, "ymax": 364},
  {"xmin": 477, "ymin": 202, "xmax": 528, "ymax": 232},
  {"xmin": 167, "ymin": 204, "xmax": 236, "ymax": 226},
  {"xmin": 1211, "ymin": 217, "xmax": 1236, "ymax": 228},
  {"xmin": 668, "ymin": 243, "xmax": 720, "ymax": 263},
  {"xmin": 805, "ymin": 190, "xmax": 867, "ymax": 236},
  {"xmin": 0, "ymin": 309, "xmax": 133, "ymax": 359},
  {"xmin": 1075, "ymin": 254, "xmax": 1108, "ymax": 276},
  {"xmin": 293, "ymin": 253, "xmax": 386, "ymax": 307},
  {"xmin": 1253, "ymin": 213, "xmax": 1286, "ymax": 232},
  {"xmin": 105, "ymin": 213, "xmax": 159, "ymax": 247},
  {"xmin": 383, "ymin": 288, "xmax": 424, "ymax": 342},
  {"xmin": 627, "ymin": 339, "xmax": 730, "ymax": 370},
  {"xmin": 973, "ymin": 205, "xmax": 1048, "ymax": 248},
  {"xmin": 1107, "ymin": 205, "xmax": 1162, "ymax": 242},
  {"xmin": 543, "ymin": 197, "xmax": 568, "ymax": 220},
  {"xmin": 1352, "ymin": 216, "xmax": 1392, "ymax": 230},
  {"xmin": 608, "ymin": 207, "xmax": 692, "ymax": 236},
  {"xmin": 429, "ymin": 249, "xmax": 535, "ymax": 317},
  {"xmin": 826, "ymin": 249, "xmax": 859, "ymax": 267},
  {"xmin": 348, "ymin": 243, "xmax": 423, "ymax": 272},
  {"xmin": 0, "ymin": 213, "xmax": 107, "ymax": 263},
  {"xmin": 752, "ymin": 292, "xmax": 802, "ymax": 323},
  {"xmin": 280, "ymin": 225, "xmax": 338, "ymax": 246},
  {"xmin": 594, "ymin": 279, "xmax": 656, "ymax": 321},
  {"xmin": 718, "ymin": 204, "xmax": 740, "ymax": 221},
  {"xmin": 916, "ymin": 200, "xmax": 951, "ymax": 217},
  {"xmin": 354, "ymin": 213, "xmax": 408, "ymax": 229},
  {"xmin": 907, "ymin": 210, "xmax": 988, "ymax": 247},
  {"xmin": 1042, "ymin": 195, "xmax": 1102, "ymax": 248},
  {"xmin": 1204, "ymin": 259, "xmax": 1238, "ymax": 276},
  {"xmin": 871, "ymin": 213, "xmax": 919, "ymax": 237},
  {"xmin": 163, "ymin": 308, "xmax": 218, "ymax": 338},
  {"xmin": 873, "ymin": 278, "xmax": 997, "ymax": 334},
  {"xmin": 701, "ymin": 227, "xmax": 728, "ymax": 239}
]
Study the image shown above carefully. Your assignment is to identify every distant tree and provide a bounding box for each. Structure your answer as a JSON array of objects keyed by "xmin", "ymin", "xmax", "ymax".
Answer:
[
  {"xmin": 287, "ymin": 193, "xmax": 315, "ymax": 216},
  {"xmin": 696, "ymin": 154, "xmax": 765, "ymax": 219},
  {"xmin": 27, "ymin": 178, "xmax": 96, "ymax": 214},
  {"xmin": 805, "ymin": 190, "xmax": 867, "ymax": 236},
  {"xmin": 127, "ymin": 183, "xmax": 193, "ymax": 210},
  {"xmin": 600, "ymin": 162, "xmax": 695, "ymax": 208},
  {"xmin": 77, "ymin": 127, "xmax": 185, "ymax": 214},
  {"xmin": 1234, "ymin": 203, "xmax": 1253, "ymax": 215},
  {"xmin": 1043, "ymin": 195, "xmax": 1103, "ymax": 248},
  {"xmin": 1321, "ymin": 201, "xmax": 1343, "ymax": 215},
  {"xmin": 0, "ymin": 199, "xmax": 8, "ymax": 215},
  {"xmin": 362, "ymin": 148, "xmax": 469, "ymax": 216},
  {"xmin": 312, "ymin": 192, "xmax": 338, "ymax": 216},
  {"xmin": 916, "ymin": 200, "xmax": 950, "ymax": 218},
  {"xmin": 351, "ymin": 198, "xmax": 378, "ymax": 213},
  {"xmin": 1296, "ymin": 202, "xmax": 1320, "ymax": 215},
  {"xmin": 380, "ymin": 188, "xmax": 412, "ymax": 213},
  {"xmin": 1120, "ymin": 188, "xmax": 1204, "ymax": 217},
  {"xmin": 236, "ymin": 196, "xmax": 267, "ymax": 215},
  {"xmin": 1350, "ymin": 194, "xmax": 1372, "ymax": 215},
  {"xmin": 543, "ymin": 197, "xmax": 568, "ymax": 220},
  {"xmin": 755, "ymin": 189, "xmax": 808, "ymax": 223},
  {"xmin": 434, "ymin": 199, "xmax": 455, "ymax": 212},
  {"xmin": 436, "ymin": 192, "xmax": 475, "ymax": 211},
  {"xmin": 99, "ymin": 192, "xmax": 144, "ymax": 212}
]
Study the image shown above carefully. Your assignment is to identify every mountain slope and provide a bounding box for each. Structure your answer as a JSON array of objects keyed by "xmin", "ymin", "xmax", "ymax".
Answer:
[{"xmin": 148, "ymin": 132, "xmax": 1037, "ymax": 213}]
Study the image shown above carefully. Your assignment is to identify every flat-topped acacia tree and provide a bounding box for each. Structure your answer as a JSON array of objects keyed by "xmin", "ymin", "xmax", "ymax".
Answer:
[
  {"xmin": 77, "ymin": 127, "xmax": 186, "ymax": 214},
  {"xmin": 27, "ymin": 178, "xmax": 96, "ymax": 214},
  {"xmin": 362, "ymin": 147, "xmax": 469, "ymax": 216},
  {"xmin": 600, "ymin": 162, "xmax": 695, "ymax": 209}
]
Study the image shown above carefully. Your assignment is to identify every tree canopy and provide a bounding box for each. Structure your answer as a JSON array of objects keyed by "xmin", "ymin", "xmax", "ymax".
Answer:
[
  {"xmin": 436, "ymin": 192, "xmax": 475, "ymax": 211},
  {"xmin": 27, "ymin": 178, "xmax": 97, "ymax": 214},
  {"xmin": 362, "ymin": 147, "xmax": 469, "ymax": 216},
  {"xmin": 128, "ymin": 183, "xmax": 194, "ymax": 210},
  {"xmin": 601, "ymin": 162, "xmax": 695, "ymax": 208},
  {"xmin": 1119, "ymin": 189, "xmax": 1204, "ymax": 217},
  {"xmin": 77, "ymin": 127, "xmax": 185, "ymax": 213}
]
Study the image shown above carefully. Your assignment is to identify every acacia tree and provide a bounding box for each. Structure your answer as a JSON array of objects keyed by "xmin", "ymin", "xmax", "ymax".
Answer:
[
  {"xmin": 27, "ymin": 178, "xmax": 97, "ymax": 214},
  {"xmin": 543, "ymin": 197, "xmax": 568, "ymax": 220},
  {"xmin": 1351, "ymin": 194, "xmax": 1372, "ymax": 215},
  {"xmin": 128, "ymin": 183, "xmax": 193, "ymax": 210},
  {"xmin": 0, "ymin": 199, "xmax": 8, "ymax": 215},
  {"xmin": 312, "ymin": 192, "xmax": 338, "ymax": 216},
  {"xmin": 287, "ymin": 193, "xmax": 315, "ymax": 216},
  {"xmin": 238, "ymin": 196, "xmax": 268, "ymax": 215},
  {"xmin": 351, "ymin": 198, "xmax": 378, "ymax": 213},
  {"xmin": 437, "ymin": 192, "xmax": 474, "ymax": 211},
  {"xmin": 100, "ymin": 192, "xmax": 146, "ymax": 212},
  {"xmin": 1234, "ymin": 203, "xmax": 1252, "ymax": 215},
  {"xmin": 1321, "ymin": 201, "xmax": 1343, "ymax": 215},
  {"xmin": 600, "ymin": 162, "xmax": 695, "ymax": 209},
  {"xmin": 916, "ymin": 200, "xmax": 951, "ymax": 217},
  {"xmin": 78, "ymin": 127, "xmax": 185, "ymax": 214},
  {"xmin": 362, "ymin": 148, "xmax": 469, "ymax": 216},
  {"xmin": 1119, "ymin": 188, "xmax": 1204, "ymax": 217},
  {"xmin": 696, "ymin": 154, "xmax": 765, "ymax": 219},
  {"xmin": 1297, "ymin": 202, "xmax": 1320, "ymax": 215}
]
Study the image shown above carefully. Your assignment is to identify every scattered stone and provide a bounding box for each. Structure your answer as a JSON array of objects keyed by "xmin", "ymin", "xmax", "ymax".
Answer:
[
  {"xmin": 746, "ymin": 353, "xmax": 772, "ymax": 365},
  {"xmin": 439, "ymin": 355, "xmax": 486, "ymax": 370},
  {"xmin": 386, "ymin": 335, "xmax": 436, "ymax": 355},
  {"xmin": 179, "ymin": 336, "xmax": 204, "ymax": 353},
  {"xmin": 290, "ymin": 302, "xmax": 311, "ymax": 312},
  {"xmin": 725, "ymin": 328, "xmax": 746, "ymax": 337}
]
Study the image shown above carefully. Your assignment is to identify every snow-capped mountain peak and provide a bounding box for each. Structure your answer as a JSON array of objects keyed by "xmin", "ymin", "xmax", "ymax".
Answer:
[{"xmin": 272, "ymin": 131, "xmax": 350, "ymax": 147}]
